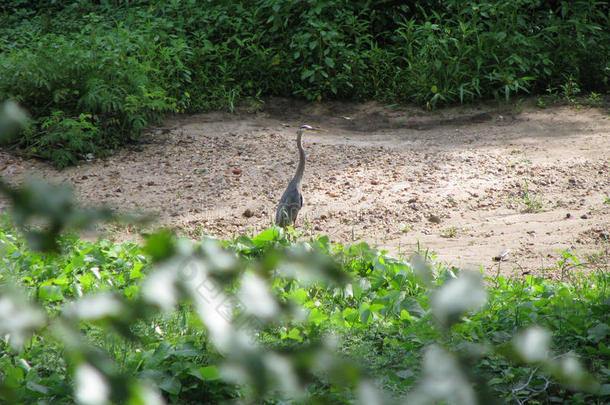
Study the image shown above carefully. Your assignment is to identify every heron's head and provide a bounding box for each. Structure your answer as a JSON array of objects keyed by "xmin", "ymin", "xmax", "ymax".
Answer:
[{"xmin": 299, "ymin": 124, "xmax": 328, "ymax": 133}]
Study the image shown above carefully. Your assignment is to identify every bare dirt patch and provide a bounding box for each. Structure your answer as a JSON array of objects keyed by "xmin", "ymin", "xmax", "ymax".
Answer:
[{"xmin": 2, "ymin": 99, "xmax": 609, "ymax": 278}]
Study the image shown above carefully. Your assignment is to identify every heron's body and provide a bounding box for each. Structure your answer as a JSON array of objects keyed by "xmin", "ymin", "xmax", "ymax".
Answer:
[
  {"xmin": 275, "ymin": 178, "xmax": 303, "ymax": 227},
  {"xmin": 275, "ymin": 125, "xmax": 326, "ymax": 227}
]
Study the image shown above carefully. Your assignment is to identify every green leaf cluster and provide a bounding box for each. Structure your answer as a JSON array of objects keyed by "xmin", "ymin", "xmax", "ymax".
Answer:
[{"xmin": 1, "ymin": 220, "xmax": 608, "ymax": 404}]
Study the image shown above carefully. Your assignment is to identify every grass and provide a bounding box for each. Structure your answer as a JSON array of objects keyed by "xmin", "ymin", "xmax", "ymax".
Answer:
[
  {"xmin": 1, "ymin": 219, "xmax": 608, "ymax": 404},
  {"xmin": 510, "ymin": 180, "xmax": 545, "ymax": 213},
  {"xmin": 441, "ymin": 226, "xmax": 458, "ymax": 238}
]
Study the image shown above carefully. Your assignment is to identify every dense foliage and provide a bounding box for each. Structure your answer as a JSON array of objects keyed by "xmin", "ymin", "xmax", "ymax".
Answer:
[
  {"xmin": 1, "ymin": 218, "xmax": 608, "ymax": 404},
  {"xmin": 1, "ymin": 0, "xmax": 609, "ymax": 166}
]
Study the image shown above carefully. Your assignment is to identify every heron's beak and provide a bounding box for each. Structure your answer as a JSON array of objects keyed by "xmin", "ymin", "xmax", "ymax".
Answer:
[{"xmin": 309, "ymin": 127, "xmax": 328, "ymax": 132}]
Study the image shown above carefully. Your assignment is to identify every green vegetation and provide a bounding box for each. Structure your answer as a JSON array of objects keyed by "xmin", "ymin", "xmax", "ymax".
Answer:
[
  {"xmin": 1, "ymin": 200, "xmax": 608, "ymax": 403},
  {"xmin": 1, "ymin": 2, "xmax": 609, "ymax": 403},
  {"xmin": 1, "ymin": 0, "xmax": 609, "ymax": 167},
  {"xmin": 510, "ymin": 180, "xmax": 545, "ymax": 213},
  {"xmin": 441, "ymin": 226, "xmax": 458, "ymax": 238}
]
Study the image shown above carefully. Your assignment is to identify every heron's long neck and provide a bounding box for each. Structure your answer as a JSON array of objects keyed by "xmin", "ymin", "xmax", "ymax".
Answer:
[{"xmin": 293, "ymin": 130, "xmax": 306, "ymax": 186}]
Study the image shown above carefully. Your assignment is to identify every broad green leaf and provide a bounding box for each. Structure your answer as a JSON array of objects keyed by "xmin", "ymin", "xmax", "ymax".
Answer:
[
  {"xmin": 192, "ymin": 365, "xmax": 221, "ymax": 381},
  {"xmin": 400, "ymin": 298, "xmax": 425, "ymax": 318},
  {"xmin": 286, "ymin": 328, "xmax": 302, "ymax": 342},
  {"xmin": 301, "ymin": 70, "xmax": 315, "ymax": 81},
  {"xmin": 359, "ymin": 308, "xmax": 371, "ymax": 325},
  {"xmin": 369, "ymin": 303, "xmax": 386, "ymax": 313},
  {"xmin": 173, "ymin": 342, "xmax": 199, "ymax": 357},
  {"xmin": 330, "ymin": 310, "xmax": 345, "ymax": 328},
  {"xmin": 144, "ymin": 230, "xmax": 175, "ymax": 262},
  {"xmin": 159, "ymin": 375, "xmax": 181, "ymax": 395},
  {"xmin": 343, "ymin": 307, "xmax": 358, "ymax": 324},
  {"xmin": 4, "ymin": 365, "xmax": 24, "ymax": 388},
  {"xmin": 252, "ymin": 228, "xmax": 279, "ymax": 247},
  {"xmin": 201, "ymin": 365, "xmax": 221, "ymax": 380},
  {"xmin": 130, "ymin": 262, "xmax": 144, "ymax": 280},
  {"xmin": 399, "ymin": 309, "xmax": 413, "ymax": 322},
  {"xmin": 587, "ymin": 323, "xmax": 609, "ymax": 343},
  {"xmin": 289, "ymin": 288, "xmax": 308, "ymax": 304},
  {"xmin": 309, "ymin": 307, "xmax": 327, "ymax": 324},
  {"xmin": 38, "ymin": 285, "xmax": 63, "ymax": 302}
]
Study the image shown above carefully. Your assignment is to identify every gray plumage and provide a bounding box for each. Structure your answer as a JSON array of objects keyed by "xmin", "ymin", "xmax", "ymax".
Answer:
[{"xmin": 275, "ymin": 125, "xmax": 326, "ymax": 227}]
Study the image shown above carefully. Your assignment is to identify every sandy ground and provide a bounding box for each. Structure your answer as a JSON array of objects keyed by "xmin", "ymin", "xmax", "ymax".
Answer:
[{"xmin": 1, "ymin": 99, "xmax": 609, "ymax": 278}]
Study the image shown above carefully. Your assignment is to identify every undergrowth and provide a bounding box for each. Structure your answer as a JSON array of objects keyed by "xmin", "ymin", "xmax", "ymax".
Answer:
[
  {"xmin": 0, "ymin": 0, "xmax": 609, "ymax": 167},
  {"xmin": 1, "ymin": 221, "xmax": 608, "ymax": 403}
]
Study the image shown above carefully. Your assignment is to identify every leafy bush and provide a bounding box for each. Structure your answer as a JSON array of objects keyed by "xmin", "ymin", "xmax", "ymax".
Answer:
[
  {"xmin": 0, "ymin": 18, "xmax": 177, "ymax": 168},
  {"xmin": 1, "ymin": 0, "xmax": 608, "ymax": 166},
  {"xmin": 1, "ymin": 209, "xmax": 608, "ymax": 403}
]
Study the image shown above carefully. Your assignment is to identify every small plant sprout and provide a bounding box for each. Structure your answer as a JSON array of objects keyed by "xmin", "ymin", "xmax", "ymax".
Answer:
[
  {"xmin": 536, "ymin": 96, "xmax": 547, "ymax": 108},
  {"xmin": 560, "ymin": 75, "xmax": 581, "ymax": 103},
  {"xmin": 586, "ymin": 92, "xmax": 602, "ymax": 107},
  {"xmin": 441, "ymin": 226, "xmax": 458, "ymax": 238},
  {"xmin": 510, "ymin": 180, "xmax": 544, "ymax": 213}
]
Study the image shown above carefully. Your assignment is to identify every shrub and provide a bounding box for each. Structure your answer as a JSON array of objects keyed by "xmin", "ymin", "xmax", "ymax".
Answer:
[
  {"xmin": 0, "ymin": 0, "xmax": 608, "ymax": 166},
  {"xmin": 0, "ymin": 21, "xmax": 177, "ymax": 168}
]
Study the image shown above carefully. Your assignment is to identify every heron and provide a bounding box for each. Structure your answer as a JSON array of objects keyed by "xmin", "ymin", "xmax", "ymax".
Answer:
[{"xmin": 275, "ymin": 124, "xmax": 327, "ymax": 227}]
